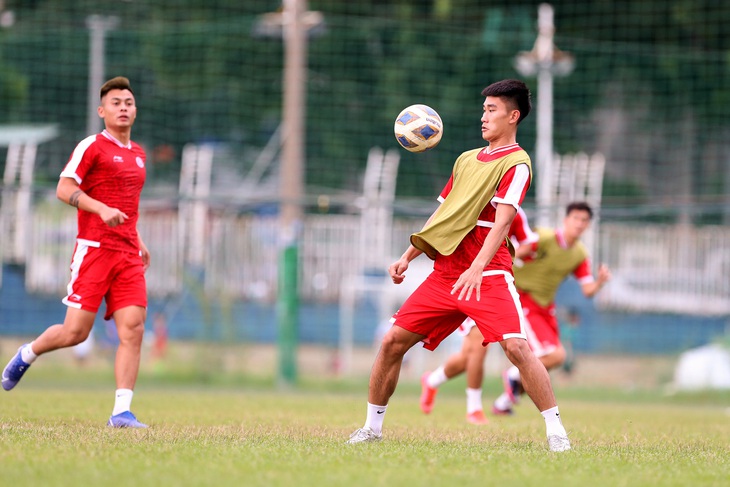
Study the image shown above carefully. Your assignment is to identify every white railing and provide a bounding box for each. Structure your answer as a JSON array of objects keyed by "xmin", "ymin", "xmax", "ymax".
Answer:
[
  {"xmin": 597, "ymin": 223, "xmax": 730, "ymax": 316},
  {"xmin": 18, "ymin": 207, "xmax": 730, "ymax": 316}
]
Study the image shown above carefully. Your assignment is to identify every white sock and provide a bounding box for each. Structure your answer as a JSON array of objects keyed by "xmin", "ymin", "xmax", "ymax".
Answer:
[
  {"xmin": 466, "ymin": 388, "xmax": 483, "ymax": 414},
  {"xmin": 21, "ymin": 343, "xmax": 38, "ymax": 364},
  {"xmin": 507, "ymin": 365, "xmax": 520, "ymax": 382},
  {"xmin": 364, "ymin": 402, "xmax": 387, "ymax": 435},
  {"xmin": 493, "ymin": 392, "xmax": 513, "ymax": 410},
  {"xmin": 426, "ymin": 366, "xmax": 448, "ymax": 389},
  {"xmin": 112, "ymin": 389, "xmax": 134, "ymax": 416},
  {"xmin": 541, "ymin": 406, "xmax": 567, "ymax": 437}
]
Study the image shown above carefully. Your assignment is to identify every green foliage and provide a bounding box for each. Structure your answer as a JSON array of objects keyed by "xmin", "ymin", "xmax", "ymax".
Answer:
[{"xmin": 2, "ymin": 0, "xmax": 729, "ymax": 206}]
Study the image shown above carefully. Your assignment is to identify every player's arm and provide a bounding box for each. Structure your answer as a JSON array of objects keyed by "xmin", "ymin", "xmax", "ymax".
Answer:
[
  {"xmin": 580, "ymin": 263, "xmax": 611, "ymax": 297},
  {"xmin": 389, "ymin": 208, "xmax": 437, "ymax": 284},
  {"xmin": 451, "ymin": 202, "xmax": 517, "ymax": 301},
  {"xmin": 515, "ymin": 240, "xmax": 537, "ymax": 260},
  {"xmin": 56, "ymin": 176, "xmax": 128, "ymax": 228},
  {"xmin": 510, "ymin": 207, "xmax": 539, "ymax": 261},
  {"xmin": 390, "ymin": 172, "xmax": 454, "ymax": 284}
]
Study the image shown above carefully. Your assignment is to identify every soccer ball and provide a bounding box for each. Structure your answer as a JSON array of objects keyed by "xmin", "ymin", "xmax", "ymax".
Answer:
[{"xmin": 394, "ymin": 104, "xmax": 443, "ymax": 152}]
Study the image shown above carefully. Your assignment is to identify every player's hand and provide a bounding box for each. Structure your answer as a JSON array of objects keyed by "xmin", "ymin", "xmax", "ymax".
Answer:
[
  {"xmin": 597, "ymin": 264, "xmax": 611, "ymax": 284},
  {"xmin": 139, "ymin": 241, "xmax": 151, "ymax": 271},
  {"xmin": 100, "ymin": 206, "xmax": 128, "ymax": 227},
  {"xmin": 388, "ymin": 258, "xmax": 409, "ymax": 285},
  {"xmin": 451, "ymin": 265, "xmax": 483, "ymax": 301}
]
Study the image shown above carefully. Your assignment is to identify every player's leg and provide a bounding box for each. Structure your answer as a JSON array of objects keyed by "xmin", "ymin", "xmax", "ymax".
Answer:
[
  {"xmin": 348, "ymin": 325, "xmax": 424, "ymax": 443},
  {"xmin": 501, "ymin": 338, "xmax": 570, "ymax": 451},
  {"xmin": 107, "ymin": 304, "xmax": 147, "ymax": 428},
  {"xmin": 501, "ymin": 338, "xmax": 555, "ymax": 410},
  {"xmin": 105, "ymin": 253, "xmax": 148, "ymax": 428},
  {"xmin": 2, "ymin": 307, "xmax": 95, "ymax": 391},
  {"xmin": 466, "ymin": 273, "xmax": 569, "ymax": 451},
  {"xmin": 494, "ymin": 301, "xmax": 562, "ymax": 414},
  {"xmin": 463, "ymin": 328, "xmax": 488, "ymax": 424},
  {"xmin": 539, "ymin": 344, "xmax": 566, "ymax": 371},
  {"xmin": 31, "ymin": 307, "xmax": 97, "ymax": 353},
  {"xmin": 369, "ymin": 325, "xmax": 424, "ymax": 405},
  {"xmin": 3, "ymin": 242, "xmax": 112, "ymax": 391},
  {"xmin": 112, "ymin": 304, "xmax": 146, "ymax": 390},
  {"xmin": 420, "ymin": 319, "xmax": 474, "ymax": 414},
  {"xmin": 348, "ymin": 274, "xmax": 462, "ymax": 443}
]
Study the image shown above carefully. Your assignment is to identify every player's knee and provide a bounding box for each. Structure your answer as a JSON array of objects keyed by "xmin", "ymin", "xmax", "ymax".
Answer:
[
  {"xmin": 117, "ymin": 320, "xmax": 145, "ymax": 344},
  {"xmin": 380, "ymin": 330, "xmax": 411, "ymax": 358},
  {"xmin": 65, "ymin": 328, "xmax": 91, "ymax": 347},
  {"xmin": 502, "ymin": 338, "xmax": 530, "ymax": 365}
]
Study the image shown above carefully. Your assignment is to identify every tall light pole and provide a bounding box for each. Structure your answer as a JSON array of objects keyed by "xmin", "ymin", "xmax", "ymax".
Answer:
[
  {"xmin": 254, "ymin": 2, "xmax": 324, "ymax": 386},
  {"xmin": 276, "ymin": 0, "xmax": 307, "ymax": 386},
  {"xmin": 514, "ymin": 3, "xmax": 574, "ymax": 227}
]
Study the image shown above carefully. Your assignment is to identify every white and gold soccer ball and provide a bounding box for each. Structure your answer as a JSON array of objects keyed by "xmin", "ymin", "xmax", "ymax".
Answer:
[{"xmin": 394, "ymin": 104, "xmax": 443, "ymax": 152}]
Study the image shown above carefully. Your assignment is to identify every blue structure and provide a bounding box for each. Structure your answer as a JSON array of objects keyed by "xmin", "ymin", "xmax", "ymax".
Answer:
[{"xmin": 0, "ymin": 265, "xmax": 726, "ymax": 355}]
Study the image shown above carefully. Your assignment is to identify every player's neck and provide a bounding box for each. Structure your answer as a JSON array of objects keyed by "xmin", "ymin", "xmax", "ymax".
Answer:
[
  {"xmin": 485, "ymin": 135, "xmax": 517, "ymax": 152},
  {"xmin": 561, "ymin": 230, "xmax": 579, "ymax": 247},
  {"xmin": 104, "ymin": 127, "xmax": 132, "ymax": 146}
]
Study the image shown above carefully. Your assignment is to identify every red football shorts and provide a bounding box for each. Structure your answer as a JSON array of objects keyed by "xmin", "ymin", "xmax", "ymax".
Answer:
[
  {"xmin": 390, "ymin": 270, "xmax": 526, "ymax": 351},
  {"xmin": 62, "ymin": 241, "xmax": 147, "ymax": 320},
  {"xmin": 518, "ymin": 290, "xmax": 560, "ymax": 357}
]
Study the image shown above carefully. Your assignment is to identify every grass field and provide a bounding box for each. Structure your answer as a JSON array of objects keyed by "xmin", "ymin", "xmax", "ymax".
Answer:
[{"xmin": 1, "ymin": 349, "xmax": 729, "ymax": 487}]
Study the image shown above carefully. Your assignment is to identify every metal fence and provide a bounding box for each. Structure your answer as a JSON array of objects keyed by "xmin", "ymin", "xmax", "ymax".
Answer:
[
  {"xmin": 597, "ymin": 223, "xmax": 730, "ymax": 316},
  {"xmin": 17, "ymin": 202, "xmax": 730, "ymax": 317}
]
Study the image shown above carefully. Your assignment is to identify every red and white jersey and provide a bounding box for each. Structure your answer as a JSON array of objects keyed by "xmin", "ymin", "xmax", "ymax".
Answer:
[
  {"xmin": 60, "ymin": 130, "xmax": 146, "ymax": 254},
  {"xmin": 434, "ymin": 144, "xmax": 531, "ymax": 278}
]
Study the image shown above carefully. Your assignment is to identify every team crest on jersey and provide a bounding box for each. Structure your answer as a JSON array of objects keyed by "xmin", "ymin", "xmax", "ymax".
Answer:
[
  {"xmin": 113, "ymin": 155, "xmax": 124, "ymax": 163},
  {"xmin": 136, "ymin": 156, "xmax": 145, "ymax": 168}
]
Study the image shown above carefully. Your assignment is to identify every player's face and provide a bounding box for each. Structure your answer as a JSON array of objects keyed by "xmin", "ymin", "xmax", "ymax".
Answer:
[
  {"xmin": 481, "ymin": 96, "xmax": 519, "ymax": 142},
  {"xmin": 563, "ymin": 210, "xmax": 591, "ymax": 239},
  {"xmin": 98, "ymin": 89, "xmax": 136, "ymax": 131}
]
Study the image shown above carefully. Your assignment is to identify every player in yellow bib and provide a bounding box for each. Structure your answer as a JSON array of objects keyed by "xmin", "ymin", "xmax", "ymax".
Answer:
[{"xmin": 348, "ymin": 79, "xmax": 573, "ymax": 452}]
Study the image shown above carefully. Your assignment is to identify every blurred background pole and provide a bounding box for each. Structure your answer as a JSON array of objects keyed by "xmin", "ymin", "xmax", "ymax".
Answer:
[
  {"xmin": 86, "ymin": 15, "xmax": 118, "ymax": 136},
  {"xmin": 278, "ymin": 0, "xmax": 307, "ymax": 385},
  {"xmin": 514, "ymin": 3, "xmax": 573, "ymax": 227},
  {"xmin": 533, "ymin": 4, "xmax": 555, "ymax": 228}
]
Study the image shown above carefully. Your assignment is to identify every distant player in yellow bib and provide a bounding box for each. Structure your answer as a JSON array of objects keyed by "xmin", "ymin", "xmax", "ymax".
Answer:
[
  {"xmin": 420, "ymin": 202, "xmax": 610, "ymax": 419},
  {"xmin": 494, "ymin": 202, "xmax": 611, "ymax": 414}
]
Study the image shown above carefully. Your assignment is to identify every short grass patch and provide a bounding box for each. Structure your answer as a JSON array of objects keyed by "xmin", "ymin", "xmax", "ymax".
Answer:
[{"xmin": 1, "ymin": 366, "xmax": 728, "ymax": 487}]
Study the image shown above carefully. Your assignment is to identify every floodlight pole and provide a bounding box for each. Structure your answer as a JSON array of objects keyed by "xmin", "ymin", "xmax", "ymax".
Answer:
[
  {"xmin": 86, "ymin": 15, "xmax": 119, "ymax": 136},
  {"xmin": 278, "ymin": 0, "xmax": 307, "ymax": 386}
]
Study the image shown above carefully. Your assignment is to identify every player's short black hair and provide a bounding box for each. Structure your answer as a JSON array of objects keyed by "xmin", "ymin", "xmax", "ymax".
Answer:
[
  {"xmin": 100, "ymin": 76, "xmax": 134, "ymax": 100},
  {"xmin": 566, "ymin": 201, "xmax": 594, "ymax": 219},
  {"xmin": 481, "ymin": 79, "xmax": 532, "ymax": 124}
]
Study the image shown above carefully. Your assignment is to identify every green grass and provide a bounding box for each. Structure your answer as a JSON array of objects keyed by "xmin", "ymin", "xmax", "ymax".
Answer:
[{"xmin": 0, "ymin": 364, "xmax": 729, "ymax": 486}]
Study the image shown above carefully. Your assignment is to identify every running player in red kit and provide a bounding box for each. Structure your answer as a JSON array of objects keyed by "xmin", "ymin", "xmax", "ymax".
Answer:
[{"xmin": 2, "ymin": 76, "xmax": 150, "ymax": 428}]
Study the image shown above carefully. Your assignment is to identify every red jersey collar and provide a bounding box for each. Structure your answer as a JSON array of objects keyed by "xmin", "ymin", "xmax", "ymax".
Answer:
[
  {"xmin": 101, "ymin": 130, "xmax": 132, "ymax": 149},
  {"xmin": 477, "ymin": 143, "xmax": 522, "ymax": 162}
]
